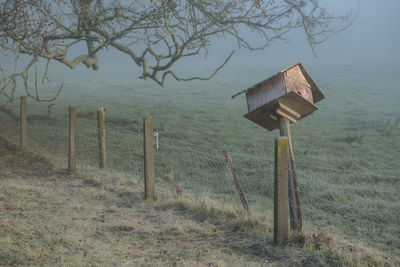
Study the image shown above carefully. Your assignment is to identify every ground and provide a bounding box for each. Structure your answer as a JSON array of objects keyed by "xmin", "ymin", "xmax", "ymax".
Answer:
[
  {"xmin": 0, "ymin": 126, "xmax": 397, "ymax": 267},
  {"xmin": 0, "ymin": 135, "xmax": 319, "ymax": 266}
]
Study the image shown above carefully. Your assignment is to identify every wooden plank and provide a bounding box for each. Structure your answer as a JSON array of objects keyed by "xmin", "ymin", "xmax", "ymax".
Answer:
[
  {"xmin": 143, "ymin": 116, "xmax": 155, "ymax": 200},
  {"xmin": 20, "ymin": 97, "xmax": 27, "ymax": 150},
  {"xmin": 297, "ymin": 63, "xmax": 325, "ymax": 103},
  {"xmin": 285, "ymin": 75, "xmax": 314, "ymax": 103},
  {"xmin": 274, "ymin": 136, "xmax": 289, "ymax": 246},
  {"xmin": 278, "ymin": 102, "xmax": 301, "ymax": 119},
  {"xmin": 246, "ymin": 74, "xmax": 285, "ymax": 112},
  {"xmin": 290, "ymin": 159, "xmax": 302, "ymax": 231},
  {"xmin": 244, "ymin": 91, "xmax": 317, "ymax": 131},
  {"xmin": 68, "ymin": 105, "xmax": 77, "ymax": 174},
  {"xmin": 244, "ymin": 108, "xmax": 279, "ymax": 131},
  {"xmin": 285, "ymin": 64, "xmax": 310, "ymax": 87},
  {"xmin": 276, "ymin": 108, "xmax": 298, "ymax": 124},
  {"xmin": 97, "ymin": 107, "xmax": 106, "ymax": 169},
  {"xmin": 283, "ymin": 119, "xmax": 303, "ymax": 231}
]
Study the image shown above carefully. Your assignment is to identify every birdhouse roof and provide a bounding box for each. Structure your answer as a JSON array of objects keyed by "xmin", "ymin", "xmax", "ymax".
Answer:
[{"xmin": 232, "ymin": 63, "xmax": 324, "ymax": 102}]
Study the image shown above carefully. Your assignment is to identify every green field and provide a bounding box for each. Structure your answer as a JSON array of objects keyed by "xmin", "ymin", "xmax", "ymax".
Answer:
[{"xmin": 1, "ymin": 62, "xmax": 399, "ymax": 262}]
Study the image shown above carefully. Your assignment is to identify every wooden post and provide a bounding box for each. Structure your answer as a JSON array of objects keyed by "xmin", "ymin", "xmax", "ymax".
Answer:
[
  {"xmin": 274, "ymin": 136, "xmax": 289, "ymax": 246},
  {"xmin": 223, "ymin": 150, "xmax": 249, "ymax": 212},
  {"xmin": 143, "ymin": 116, "xmax": 155, "ymax": 200},
  {"xmin": 282, "ymin": 119, "xmax": 303, "ymax": 231},
  {"xmin": 279, "ymin": 117, "xmax": 298, "ymax": 231},
  {"xmin": 20, "ymin": 96, "xmax": 27, "ymax": 150},
  {"xmin": 47, "ymin": 103, "xmax": 55, "ymax": 117},
  {"xmin": 68, "ymin": 105, "xmax": 77, "ymax": 174},
  {"xmin": 97, "ymin": 107, "xmax": 106, "ymax": 169},
  {"xmin": 280, "ymin": 118, "xmax": 302, "ymax": 231}
]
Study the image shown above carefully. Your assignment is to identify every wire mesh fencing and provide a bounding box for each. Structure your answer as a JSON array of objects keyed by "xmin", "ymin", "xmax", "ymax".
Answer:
[
  {"xmin": 76, "ymin": 120, "xmax": 144, "ymax": 177},
  {"xmin": 0, "ymin": 106, "xmax": 399, "ymax": 257},
  {"xmin": 154, "ymin": 141, "xmax": 237, "ymax": 202}
]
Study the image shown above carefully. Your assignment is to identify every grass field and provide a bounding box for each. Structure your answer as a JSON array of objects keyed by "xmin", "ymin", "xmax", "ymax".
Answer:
[{"xmin": 1, "ymin": 62, "xmax": 399, "ymax": 265}]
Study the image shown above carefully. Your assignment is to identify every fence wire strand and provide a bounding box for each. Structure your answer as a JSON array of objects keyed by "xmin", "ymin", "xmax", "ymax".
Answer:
[{"xmin": 0, "ymin": 109, "xmax": 399, "ymax": 256}]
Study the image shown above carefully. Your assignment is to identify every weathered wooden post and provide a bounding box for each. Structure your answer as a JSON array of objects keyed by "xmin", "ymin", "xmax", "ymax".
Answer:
[
  {"xmin": 97, "ymin": 107, "xmax": 106, "ymax": 169},
  {"xmin": 47, "ymin": 103, "xmax": 55, "ymax": 117},
  {"xmin": 143, "ymin": 116, "xmax": 155, "ymax": 200},
  {"xmin": 20, "ymin": 96, "xmax": 27, "ymax": 150},
  {"xmin": 223, "ymin": 150, "xmax": 249, "ymax": 212},
  {"xmin": 68, "ymin": 105, "xmax": 77, "ymax": 174},
  {"xmin": 280, "ymin": 118, "xmax": 303, "ymax": 230},
  {"xmin": 274, "ymin": 137, "xmax": 289, "ymax": 245},
  {"xmin": 279, "ymin": 118, "xmax": 298, "ymax": 230},
  {"xmin": 233, "ymin": 63, "xmax": 325, "ymax": 237}
]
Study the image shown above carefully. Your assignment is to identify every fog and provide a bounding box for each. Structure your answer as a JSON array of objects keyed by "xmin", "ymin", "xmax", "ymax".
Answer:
[
  {"xmin": 88, "ymin": 0, "xmax": 400, "ymax": 78},
  {"xmin": 1, "ymin": 1, "xmax": 399, "ymax": 83},
  {"xmin": 231, "ymin": 0, "xmax": 400, "ymax": 67},
  {"xmin": 1, "ymin": 3, "xmax": 400, "ymax": 261}
]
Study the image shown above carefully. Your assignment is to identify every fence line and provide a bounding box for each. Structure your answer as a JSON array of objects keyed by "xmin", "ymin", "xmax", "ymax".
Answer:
[{"xmin": 0, "ymin": 104, "xmax": 399, "ymax": 255}]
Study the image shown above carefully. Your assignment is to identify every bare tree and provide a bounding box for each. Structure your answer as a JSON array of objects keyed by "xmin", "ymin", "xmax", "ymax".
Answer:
[{"xmin": 0, "ymin": 0, "xmax": 356, "ymax": 102}]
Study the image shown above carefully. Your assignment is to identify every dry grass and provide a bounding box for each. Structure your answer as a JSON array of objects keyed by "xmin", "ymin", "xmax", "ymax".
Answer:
[{"xmin": 0, "ymin": 135, "xmax": 398, "ymax": 266}]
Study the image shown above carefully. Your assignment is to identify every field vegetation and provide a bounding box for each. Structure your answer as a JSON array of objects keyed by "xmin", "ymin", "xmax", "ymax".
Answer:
[{"xmin": 0, "ymin": 63, "xmax": 399, "ymax": 266}]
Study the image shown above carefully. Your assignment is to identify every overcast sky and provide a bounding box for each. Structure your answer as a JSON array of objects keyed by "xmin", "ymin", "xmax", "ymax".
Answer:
[
  {"xmin": 298, "ymin": 0, "xmax": 400, "ymax": 65},
  {"xmin": 215, "ymin": 0, "xmax": 400, "ymax": 69},
  {"xmin": 94, "ymin": 0, "xmax": 400, "ymax": 75},
  {"xmin": 2, "ymin": 0, "xmax": 399, "ymax": 78}
]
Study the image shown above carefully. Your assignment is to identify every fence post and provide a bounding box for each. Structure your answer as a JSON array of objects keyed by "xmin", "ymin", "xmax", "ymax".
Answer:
[
  {"xmin": 97, "ymin": 107, "xmax": 106, "ymax": 169},
  {"xmin": 20, "ymin": 96, "xmax": 27, "ymax": 150},
  {"xmin": 274, "ymin": 136, "xmax": 289, "ymax": 246},
  {"xmin": 68, "ymin": 105, "xmax": 77, "ymax": 174},
  {"xmin": 47, "ymin": 103, "xmax": 55, "ymax": 117},
  {"xmin": 143, "ymin": 116, "xmax": 155, "ymax": 200},
  {"xmin": 279, "ymin": 117, "xmax": 299, "ymax": 231},
  {"xmin": 223, "ymin": 150, "xmax": 249, "ymax": 212}
]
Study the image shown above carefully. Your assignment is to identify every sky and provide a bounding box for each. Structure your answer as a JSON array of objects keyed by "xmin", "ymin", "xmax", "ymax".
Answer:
[
  {"xmin": 1, "ymin": 0, "xmax": 400, "ymax": 78},
  {"xmin": 211, "ymin": 0, "xmax": 400, "ymax": 69},
  {"xmin": 93, "ymin": 0, "xmax": 400, "ymax": 76}
]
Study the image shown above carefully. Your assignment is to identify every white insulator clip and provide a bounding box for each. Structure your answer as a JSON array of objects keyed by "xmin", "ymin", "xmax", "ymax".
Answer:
[{"xmin": 154, "ymin": 131, "xmax": 159, "ymax": 150}]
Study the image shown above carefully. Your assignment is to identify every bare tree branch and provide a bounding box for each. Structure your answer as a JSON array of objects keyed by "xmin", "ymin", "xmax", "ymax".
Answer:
[{"xmin": 0, "ymin": 0, "xmax": 357, "ymax": 101}]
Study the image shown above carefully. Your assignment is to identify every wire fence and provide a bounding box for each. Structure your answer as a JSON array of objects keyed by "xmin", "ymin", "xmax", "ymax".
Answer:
[{"xmin": 0, "ymin": 106, "xmax": 399, "ymax": 258}]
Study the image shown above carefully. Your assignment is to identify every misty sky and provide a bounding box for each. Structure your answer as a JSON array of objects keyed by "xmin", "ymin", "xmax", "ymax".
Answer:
[
  {"xmin": 1, "ymin": 0, "xmax": 399, "ymax": 78},
  {"xmin": 94, "ymin": 0, "xmax": 400, "ymax": 75},
  {"xmin": 212, "ymin": 0, "xmax": 400, "ymax": 68},
  {"xmin": 286, "ymin": 0, "xmax": 400, "ymax": 65}
]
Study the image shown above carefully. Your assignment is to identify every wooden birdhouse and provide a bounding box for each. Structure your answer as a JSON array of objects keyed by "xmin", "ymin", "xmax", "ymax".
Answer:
[
  {"xmin": 238, "ymin": 63, "xmax": 324, "ymax": 131},
  {"xmin": 231, "ymin": 63, "xmax": 324, "ymax": 238}
]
